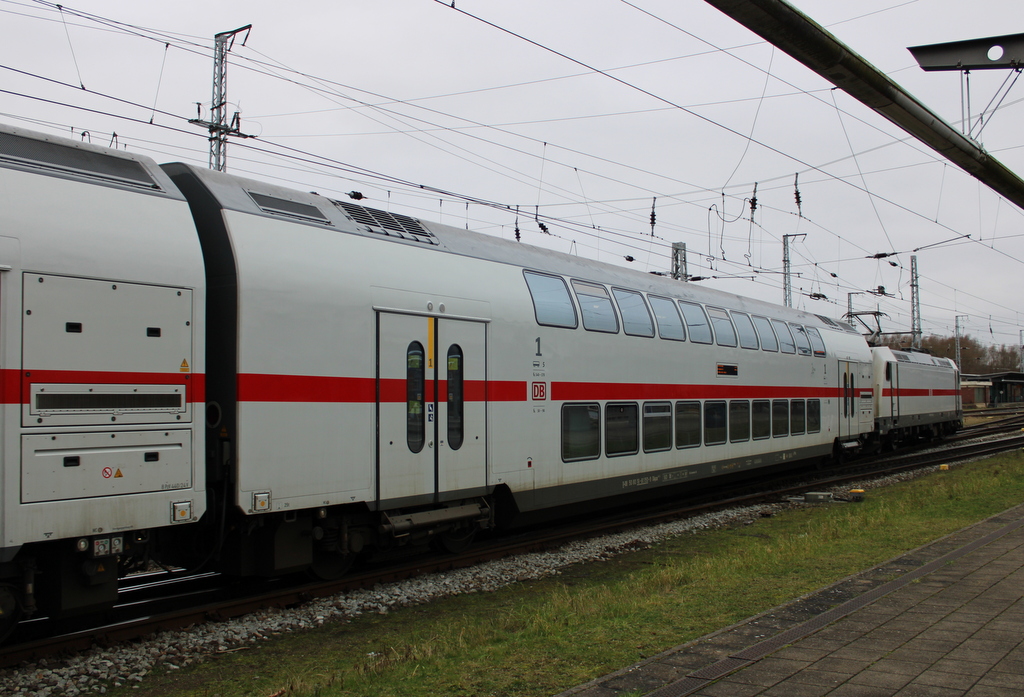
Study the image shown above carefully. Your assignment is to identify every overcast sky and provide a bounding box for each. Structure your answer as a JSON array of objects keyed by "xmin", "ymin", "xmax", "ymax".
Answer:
[{"xmin": 2, "ymin": 0, "xmax": 1022, "ymax": 349}]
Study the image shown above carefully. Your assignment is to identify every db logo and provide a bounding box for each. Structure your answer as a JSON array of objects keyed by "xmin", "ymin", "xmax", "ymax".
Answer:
[{"xmin": 532, "ymin": 382, "xmax": 546, "ymax": 400}]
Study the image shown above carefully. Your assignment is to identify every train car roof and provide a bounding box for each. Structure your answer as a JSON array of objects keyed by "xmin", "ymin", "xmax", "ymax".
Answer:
[
  {"xmin": 165, "ymin": 162, "xmax": 861, "ymax": 336},
  {"xmin": 0, "ymin": 123, "xmax": 184, "ymax": 199}
]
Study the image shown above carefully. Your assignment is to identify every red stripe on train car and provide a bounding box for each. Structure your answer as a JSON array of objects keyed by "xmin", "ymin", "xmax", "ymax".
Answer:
[{"xmin": 236, "ymin": 374, "xmax": 527, "ymax": 403}]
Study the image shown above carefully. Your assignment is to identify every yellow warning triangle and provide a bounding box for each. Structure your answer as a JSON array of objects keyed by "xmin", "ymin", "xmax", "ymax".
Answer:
[
  {"xmin": 114, "ymin": 469, "xmax": 123, "ymax": 478},
  {"xmin": 181, "ymin": 359, "xmax": 189, "ymax": 368}
]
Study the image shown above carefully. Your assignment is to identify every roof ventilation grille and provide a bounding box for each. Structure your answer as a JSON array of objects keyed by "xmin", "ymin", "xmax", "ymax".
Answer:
[{"xmin": 333, "ymin": 200, "xmax": 437, "ymax": 244}]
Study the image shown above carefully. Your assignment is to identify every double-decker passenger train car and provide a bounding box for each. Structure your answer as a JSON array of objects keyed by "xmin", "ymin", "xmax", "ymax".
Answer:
[{"xmin": 0, "ymin": 124, "xmax": 962, "ymax": 639}]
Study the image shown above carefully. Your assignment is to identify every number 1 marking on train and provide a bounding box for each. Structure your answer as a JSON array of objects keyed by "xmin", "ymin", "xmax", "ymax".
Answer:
[{"xmin": 535, "ymin": 337, "xmax": 542, "ymax": 356}]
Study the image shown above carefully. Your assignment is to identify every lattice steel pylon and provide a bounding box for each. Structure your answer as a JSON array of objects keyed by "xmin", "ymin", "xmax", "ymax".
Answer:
[
  {"xmin": 911, "ymin": 255, "xmax": 922, "ymax": 349},
  {"xmin": 189, "ymin": 25, "xmax": 253, "ymax": 172}
]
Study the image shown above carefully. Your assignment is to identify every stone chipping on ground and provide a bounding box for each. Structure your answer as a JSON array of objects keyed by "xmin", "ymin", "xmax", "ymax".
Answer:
[{"xmin": 0, "ymin": 462, "xmax": 960, "ymax": 697}]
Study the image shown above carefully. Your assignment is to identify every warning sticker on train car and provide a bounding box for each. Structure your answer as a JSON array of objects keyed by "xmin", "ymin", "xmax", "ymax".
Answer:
[{"xmin": 180, "ymin": 359, "xmax": 190, "ymax": 372}]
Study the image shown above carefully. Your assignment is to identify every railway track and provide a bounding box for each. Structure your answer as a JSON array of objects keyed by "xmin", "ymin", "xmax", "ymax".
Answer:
[{"xmin": 2, "ymin": 430, "xmax": 1021, "ymax": 668}]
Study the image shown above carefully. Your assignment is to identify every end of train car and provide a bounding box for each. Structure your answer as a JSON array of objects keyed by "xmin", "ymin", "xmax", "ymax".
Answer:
[{"xmin": 0, "ymin": 125, "xmax": 207, "ymax": 638}]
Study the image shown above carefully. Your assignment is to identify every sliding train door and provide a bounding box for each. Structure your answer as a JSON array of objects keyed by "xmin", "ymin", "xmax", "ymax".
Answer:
[{"xmin": 376, "ymin": 312, "xmax": 486, "ymax": 506}]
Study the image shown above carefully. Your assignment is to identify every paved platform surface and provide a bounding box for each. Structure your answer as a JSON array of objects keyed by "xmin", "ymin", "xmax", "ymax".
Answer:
[{"xmin": 558, "ymin": 502, "xmax": 1024, "ymax": 697}]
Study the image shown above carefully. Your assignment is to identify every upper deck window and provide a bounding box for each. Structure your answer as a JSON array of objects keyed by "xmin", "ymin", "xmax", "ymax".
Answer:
[
  {"xmin": 649, "ymin": 295, "xmax": 685, "ymax": 341},
  {"xmin": 752, "ymin": 315, "xmax": 778, "ymax": 352},
  {"xmin": 771, "ymin": 319, "xmax": 797, "ymax": 354},
  {"xmin": 806, "ymin": 327, "xmax": 827, "ymax": 357},
  {"xmin": 524, "ymin": 272, "xmax": 578, "ymax": 328},
  {"xmin": 732, "ymin": 312, "xmax": 759, "ymax": 350},
  {"xmin": 612, "ymin": 288, "xmax": 654, "ymax": 337},
  {"xmin": 707, "ymin": 307, "xmax": 737, "ymax": 347},
  {"xmin": 572, "ymin": 280, "xmax": 619, "ymax": 333},
  {"xmin": 679, "ymin": 301, "xmax": 713, "ymax": 344},
  {"xmin": 791, "ymin": 324, "xmax": 812, "ymax": 356}
]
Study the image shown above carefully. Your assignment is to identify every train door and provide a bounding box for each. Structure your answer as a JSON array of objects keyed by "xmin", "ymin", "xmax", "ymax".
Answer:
[
  {"xmin": 889, "ymin": 361, "xmax": 900, "ymax": 425},
  {"xmin": 376, "ymin": 312, "xmax": 486, "ymax": 506},
  {"xmin": 838, "ymin": 360, "xmax": 856, "ymax": 440}
]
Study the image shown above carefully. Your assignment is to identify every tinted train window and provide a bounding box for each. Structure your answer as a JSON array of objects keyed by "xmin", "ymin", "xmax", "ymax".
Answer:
[
  {"xmin": 649, "ymin": 295, "xmax": 685, "ymax": 341},
  {"xmin": 679, "ymin": 301, "xmax": 713, "ymax": 344},
  {"xmin": 612, "ymin": 288, "xmax": 655, "ymax": 337},
  {"xmin": 772, "ymin": 399, "xmax": 789, "ymax": 437},
  {"xmin": 807, "ymin": 328, "xmax": 827, "ymax": 357},
  {"xmin": 572, "ymin": 280, "xmax": 619, "ymax": 333},
  {"xmin": 407, "ymin": 342, "xmax": 426, "ymax": 453},
  {"xmin": 732, "ymin": 312, "xmax": 759, "ymax": 349},
  {"xmin": 446, "ymin": 345, "xmax": 464, "ymax": 450},
  {"xmin": 524, "ymin": 272, "xmax": 577, "ymax": 328},
  {"xmin": 807, "ymin": 399, "xmax": 821, "ymax": 433},
  {"xmin": 752, "ymin": 400, "xmax": 771, "ymax": 439},
  {"xmin": 675, "ymin": 401, "xmax": 701, "ymax": 448},
  {"xmin": 771, "ymin": 319, "xmax": 796, "ymax": 354},
  {"xmin": 707, "ymin": 307, "xmax": 737, "ymax": 347},
  {"xmin": 704, "ymin": 401, "xmax": 727, "ymax": 445},
  {"xmin": 752, "ymin": 315, "xmax": 778, "ymax": 351},
  {"xmin": 562, "ymin": 404, "xmax": 600, "ymax": 461},
  {"xmin": 729, "ymin": 401, "xmax": 750, "ymax": 442},
  {"xmin": 606, "ymin": 403, "xmax": 639, "ymax": 456},
  {"xmin": 791, "ymin": 325, "xmax": 812, "ymax": 356},
  {"xmin": 643, "ymin": 402, "xmax": 672, "ymax": 452},
  {"xmin": 790, "ymin": 399, "xmax": 806, "ymax": 435}
]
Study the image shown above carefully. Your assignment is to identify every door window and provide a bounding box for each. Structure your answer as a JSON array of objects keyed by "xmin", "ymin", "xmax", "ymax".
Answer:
[
  {"xmin": 447, "ymin": 345, "xmax": 464, "ymax": 450},
  {"xmin": 407, "ymin": 342, "xmax": 426, "ymax": 453}
]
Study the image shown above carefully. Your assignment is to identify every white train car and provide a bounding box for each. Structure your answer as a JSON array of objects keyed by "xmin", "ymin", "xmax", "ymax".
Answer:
[
  {"xmin": 871, "ymin": 346, "xmax": 962, "ymax": 444},
  {"xmin": 160, "ymin": 163, "xmax": 877, "ymax": 579},
  {"xmin": 0, "ymin": 125, "xmax": 206, "ymax": 631}
]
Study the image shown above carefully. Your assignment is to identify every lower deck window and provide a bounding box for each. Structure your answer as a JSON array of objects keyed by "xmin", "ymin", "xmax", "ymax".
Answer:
[
  {"xmin": 562, "ymin": 404, "xmax": 600, "ymax": 461},
  {"xmin": 807, "ymin": 399, "xmax": 821, "ymax": 433},
  {"xmin": 606, "ymin": 403, "xmax": 639, "ymax": 456},
  {"xmin": 730, "ymin": 401, "xmax": 750, "ymax": 442},
  {"xmin": 643, "ymin": 402, "xmax": 673, "ymax": 452},
  {"xmin": 704, "ymin": 401, "xmax": 727, "ymax": 445},
  {"xmin": 772, "ymin": 399, "xmax": 789, "ymax": 437},
  {"xmin": 791, "ymin": 399, "xmax": 806, "ymax": 435},
  {"xmin": 752, "ymin": 400, "xmax": 771, "ymax": 439},
  {"xmin": 675, "ymin": 401, "xmax": 701, "ymax": 448}
]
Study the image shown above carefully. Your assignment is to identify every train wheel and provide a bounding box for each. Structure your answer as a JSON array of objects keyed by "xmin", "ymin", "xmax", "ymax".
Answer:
[
  {"xmin": 0, "ymin": 585, "xmax": 22, "ymax": 643},
  {"xmin": 433, "ymin": 526, "xmax": 477, "ymax": 554}
]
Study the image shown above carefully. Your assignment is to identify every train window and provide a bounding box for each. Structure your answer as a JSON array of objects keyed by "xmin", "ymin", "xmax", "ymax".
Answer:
[
  {"xmin": 562, "ymin": 404, "xmax": 601, "ymax": 461},
  {"xmin": 407, "ymin": 342, "xmax": 426, "ymax": 454},
  {"xmin": 772, "ymin": 399, "xmax": 789, "ymax": 437},
  {"xmin": 524, "ymin": 272, "xmax": 578, "ymax": 328},
  {"xmin": 732, "ymin": 312, "xmax": 759, "ymax": 350},
  {"xmin": 649, "ymin": 295, "xmax": 685, "ymax": 341},
  {"xmin": 612, "ymin": 288, "xmax": 655, "ymax": 337},
  {"xmin": 771, "ymin": 319, "xmax": 797, "ymax": 354},
  {"xmin": 752, "ymin": 400, "xmax": 771, "ymax": 439},
  {"xmin": 675, "ymin": 401, "xmax": 701, "ymax": 448},
  {"xmin": 606, "ymin": 403, "xmax": 639, "ymax": 456},
  {"xmin": 790, "ymin": 399, "xmax": 806, "ymax": 435},
  {"xmin": 704, "ymin": 401, "xmax": 727, "ymax": 445},
  {"xmin": 791, "ymin": 325, "xmax": 812, "ymax": 356},
  {"xmin": 806, "ymin": 327, "xmax": 827, "ymax": 357},
  {"xmin": 707, "ymin": 307, "xmax": 737, "ymax": 347},
  {"xmin": 729, "ymin": 401, "xmax": 750, "ymax": 442},
  {"xmin": 679, "ymin": 301, "xmax": 713, "ymax": 344},
  {"xmin": 572, "ymin": 280, "xmax": 619, "ymax": 333},
  {"xmin": 752, "ymin": 315, "xmax": 778, "ymax": 352},
  {"xmin": 807, "ymin": 399, "xmax": 821, "ymax": 433},
  {"xmin": 643, "ymin": 402, "xmax": 673, "ymax": 452},
  {"xmin": 447, "ymin": 345, "xmax": 464, "ymax": 451}
]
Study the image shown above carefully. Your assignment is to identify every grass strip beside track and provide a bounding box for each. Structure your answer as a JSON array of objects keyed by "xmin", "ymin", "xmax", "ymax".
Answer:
[{"xmin": 130, "ymin": 450, "xmax": 1024, "ymax": 697}]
